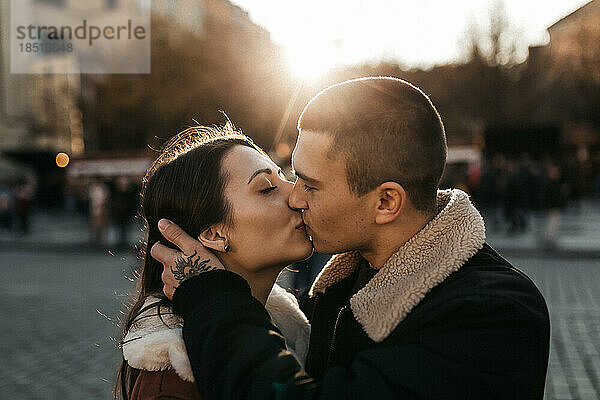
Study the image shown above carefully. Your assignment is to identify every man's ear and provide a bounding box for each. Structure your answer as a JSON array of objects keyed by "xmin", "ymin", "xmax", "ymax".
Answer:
[
  {"xmin": 374, "ymin": 182, "xmax": 405, "ymax": 225},
  {"xmin": 198, "ymin": 226, "xmax": 228, "ymax": 252}
]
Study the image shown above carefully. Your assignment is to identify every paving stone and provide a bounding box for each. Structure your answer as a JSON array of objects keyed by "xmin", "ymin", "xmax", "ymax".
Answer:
[
  {"xmin": 514, "ymin": 255, "xmax": 600, "ymax": 400},
  {"xmin": 0, "ymin": 248, "xmax": 599, "ymax": 399},
  {"xmin": 0, "ymin": 250, "xmax": 135, "ymax": 399}
]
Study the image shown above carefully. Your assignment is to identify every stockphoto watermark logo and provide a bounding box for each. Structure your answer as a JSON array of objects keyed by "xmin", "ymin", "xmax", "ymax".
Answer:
[{"xmin": 10, "ymin": 0, "xmax": 150, "ymax": 74}]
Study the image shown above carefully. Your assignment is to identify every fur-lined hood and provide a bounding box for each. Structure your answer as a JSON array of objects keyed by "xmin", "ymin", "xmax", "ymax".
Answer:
[
  {"xmin": 122, "ymin": 284, "xmax": 310, "ymax": 382},
  {"xmin": 309, "ymin": 189, "xmax": 486, "ymax": 343}
]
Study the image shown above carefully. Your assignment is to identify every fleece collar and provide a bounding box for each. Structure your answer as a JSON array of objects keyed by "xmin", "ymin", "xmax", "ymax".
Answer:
[
  {"xmin": 122, "ymin": 284, "xmax": 311, "ymax": 382},
  {"xmin": 309, "ymin": 189, "xmax": 486, "ymax": 343}
]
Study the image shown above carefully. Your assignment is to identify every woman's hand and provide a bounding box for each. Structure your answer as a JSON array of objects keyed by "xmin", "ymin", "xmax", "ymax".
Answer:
[{"xmin": 151, "ymin": 218, "xmax": 225, "ymax": 300}]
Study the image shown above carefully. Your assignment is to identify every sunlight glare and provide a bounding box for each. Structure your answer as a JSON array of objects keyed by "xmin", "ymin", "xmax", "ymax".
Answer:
[{"xmin": 285, "ymin": 42, "xmax": 337, "ymax": 79}]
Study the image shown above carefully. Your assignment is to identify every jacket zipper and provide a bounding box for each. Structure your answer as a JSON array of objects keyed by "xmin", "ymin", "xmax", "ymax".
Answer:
[{"xmin": 326, "ymin": 305, "xmax": 347, "ymax": 367}]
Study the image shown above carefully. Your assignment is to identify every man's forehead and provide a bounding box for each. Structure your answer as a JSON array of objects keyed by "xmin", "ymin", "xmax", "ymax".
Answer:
[
  {"xmin": 292, "ymin": 130, "xmax": 331, "ymax": 165},
  {"xmin": 291, "ymin": 131, "xmax": 350, "ymax": 188}
]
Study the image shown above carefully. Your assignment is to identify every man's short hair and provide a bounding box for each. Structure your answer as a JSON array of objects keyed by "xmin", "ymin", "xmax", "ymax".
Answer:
[{"xmin": 298, "ymin": 76, "xmax": 447, "ymax": 214}]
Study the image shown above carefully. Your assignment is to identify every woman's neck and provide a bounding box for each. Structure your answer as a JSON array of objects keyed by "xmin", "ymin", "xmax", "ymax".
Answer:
[
  {"xmin": 220, "ymin": 257, "xmax": 282, "ymax": 306},
  {"xmin": 248, "ymin": 269, "xmax": 280, "ymax": 305}
]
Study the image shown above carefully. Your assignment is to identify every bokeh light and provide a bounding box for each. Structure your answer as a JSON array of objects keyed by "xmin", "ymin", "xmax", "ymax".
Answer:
[
  {"xmin": 55, "ymin": 152, "xmax": 70, "ymax": 168},
  {"xmin": 275, "ymin": 142, "xmax": 292, "ymax": 159}
]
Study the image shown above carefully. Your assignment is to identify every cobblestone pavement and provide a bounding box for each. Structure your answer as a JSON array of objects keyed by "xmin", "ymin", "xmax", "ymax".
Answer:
[
  {"xmin": 511, "ymin": 255, "xmax": 600, "ymax": 400},
  {"xmin": 0, "ymin": 247, "xmax": 599, "ymax": 399},
  {"xmin": 0, "ymin": 249, "xmax": 138, "ymax": 399}
]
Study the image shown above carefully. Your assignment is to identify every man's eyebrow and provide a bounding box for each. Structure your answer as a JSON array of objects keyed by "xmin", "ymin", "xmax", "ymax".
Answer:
[
  {"xmin": 247, "ymin": 168, "xmax": 272, "ymax": 184},
  {"xmin": 291, "ymin": 169, "xmax": 320, "ymax": 184}
]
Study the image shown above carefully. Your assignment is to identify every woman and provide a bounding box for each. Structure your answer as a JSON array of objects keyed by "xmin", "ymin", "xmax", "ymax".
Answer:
[{"xmin": 116, "ymin": 124, "xmax": 313, "ymax": 399}]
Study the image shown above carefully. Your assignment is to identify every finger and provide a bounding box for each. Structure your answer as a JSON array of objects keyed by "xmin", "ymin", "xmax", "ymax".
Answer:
[
  {"xmin": 163, "ymin": 284, "xmax": 175, "ymax": 301},
  {"xmin": 150, "ymin": 241, "xmax": 180, "ymax": 266},
  {"xmin": 161, "ymin": 268, "xmax": 175, "ymax": 287},
  {"xmin": 157, "ymin": 219, "xmax": 197, "ymax": 255},
  {"xmin": 161, "ymin": 264, "xmax": 180, "ymax": 288}
]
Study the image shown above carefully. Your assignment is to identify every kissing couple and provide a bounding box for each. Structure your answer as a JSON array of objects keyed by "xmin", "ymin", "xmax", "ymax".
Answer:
[{"xmin": 117, "ymin": 77, "xmax": 550, "ymax": 400}]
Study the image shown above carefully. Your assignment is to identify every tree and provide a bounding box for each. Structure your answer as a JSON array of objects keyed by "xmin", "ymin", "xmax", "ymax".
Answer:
[{"xmin": 82, "ymin": 14, "xmax": 293, "ymax": 153}]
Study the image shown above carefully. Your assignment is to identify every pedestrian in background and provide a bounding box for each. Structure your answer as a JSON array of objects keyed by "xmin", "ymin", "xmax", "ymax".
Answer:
[{"xmin": 89, "ymin": 181, "xmax": 110, "ymax": 245}]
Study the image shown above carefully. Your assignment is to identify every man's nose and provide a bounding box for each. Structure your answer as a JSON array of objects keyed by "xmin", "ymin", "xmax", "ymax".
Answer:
[{"xmin": 288, "ymin": 181, "xmax": 308, "ymax": 210}]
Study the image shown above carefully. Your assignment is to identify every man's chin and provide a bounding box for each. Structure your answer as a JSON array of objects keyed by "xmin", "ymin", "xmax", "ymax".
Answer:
[
  {"xmin": 310, "ymin": 237, "xmax": 334, "ymax": 255},
  {"xmin": 307, "ymin": 229, "xmax": 338, "ymax": 254},
  {"xmin": 311, "ymin": 235, "xmax": 355, "ymax": 256}
]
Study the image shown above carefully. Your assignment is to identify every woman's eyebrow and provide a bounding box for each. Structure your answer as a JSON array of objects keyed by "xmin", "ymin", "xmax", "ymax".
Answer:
[{"xmin": 247, "ymin": 168, "xmax": 272, "ymax": 184}]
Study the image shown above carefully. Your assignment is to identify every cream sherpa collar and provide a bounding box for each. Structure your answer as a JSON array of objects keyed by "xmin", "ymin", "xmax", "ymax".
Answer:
[
  {"xmin": 308, "ymin": 189, "xmax": 486, "ymax": 343},
  {"xmin": 122, "ymin": 284, "xmax": 311, "ymax": 382}
]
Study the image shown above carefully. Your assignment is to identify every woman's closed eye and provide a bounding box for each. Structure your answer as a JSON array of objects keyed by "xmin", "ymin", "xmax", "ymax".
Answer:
[{"xmin": 260, "ymin": 186, "xmax": 278, "ymax": 194}]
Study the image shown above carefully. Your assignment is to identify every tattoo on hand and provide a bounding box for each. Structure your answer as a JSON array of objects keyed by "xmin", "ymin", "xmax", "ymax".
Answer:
[{"xmin": 171, "ymin": 251, "xmax": 217, "ymax": 283}]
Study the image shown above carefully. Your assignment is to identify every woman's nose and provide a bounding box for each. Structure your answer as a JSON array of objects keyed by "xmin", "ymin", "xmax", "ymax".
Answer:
[{"xmin": 281, "ymin": 179, "xmax": 294, "ymax": 196}]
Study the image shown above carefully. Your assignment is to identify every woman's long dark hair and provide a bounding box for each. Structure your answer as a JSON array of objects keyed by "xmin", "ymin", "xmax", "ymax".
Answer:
[{"xmin": 115, "ymin": 124, "xmax": 267, "ymax": 399}]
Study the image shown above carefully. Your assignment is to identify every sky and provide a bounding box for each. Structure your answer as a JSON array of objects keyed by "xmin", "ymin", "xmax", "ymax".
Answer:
[{"xmin": 230, "ymin": 0, "xmax": 591, "ymax": 77}]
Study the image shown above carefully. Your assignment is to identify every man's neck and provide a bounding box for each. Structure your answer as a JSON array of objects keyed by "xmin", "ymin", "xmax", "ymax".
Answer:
[{"xmin": 360, "ymin": 211, "xmax": 434, "ymax": 269}]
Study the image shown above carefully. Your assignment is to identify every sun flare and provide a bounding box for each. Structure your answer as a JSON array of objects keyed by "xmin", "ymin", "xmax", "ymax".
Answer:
[{"xmin": 284, "ymin": 42, "xmax": 337, "ymax": 79}]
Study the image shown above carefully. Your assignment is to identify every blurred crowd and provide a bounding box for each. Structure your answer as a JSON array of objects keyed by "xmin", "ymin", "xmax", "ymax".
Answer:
[
  {"xmin": 1, "ymin": 152, "xmax": 599, "ymax": 254},
  {"xmin": 67, "ymin": 177, "xmax": 140, "ymax": 246},
  {"xmin": 0, "ymin": 178, "xmax": 35, "ymax": 235},
  {"xmin": 0, "ymin": 175, "xmax": 139, "ymax": 246},
  {"xmin": 442, "ymin": 153, "xmax": 600, "ymax": 247}
]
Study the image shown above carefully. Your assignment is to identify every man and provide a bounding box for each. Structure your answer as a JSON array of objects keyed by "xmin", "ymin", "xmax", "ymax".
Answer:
[{"xmin": 151, "ymin": 77, "xmax": 550, "ymax": 399}]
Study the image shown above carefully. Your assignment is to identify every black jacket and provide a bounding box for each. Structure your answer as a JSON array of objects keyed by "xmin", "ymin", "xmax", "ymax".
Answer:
[{"xmin": 173, "ymin": 243, "xmax": 550, "ymax": 400}]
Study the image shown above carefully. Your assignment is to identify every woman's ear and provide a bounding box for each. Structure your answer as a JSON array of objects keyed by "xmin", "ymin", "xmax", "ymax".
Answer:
[{"xmin": 198, "ymin": 226, "xmax": 228, "ymax": 253}]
